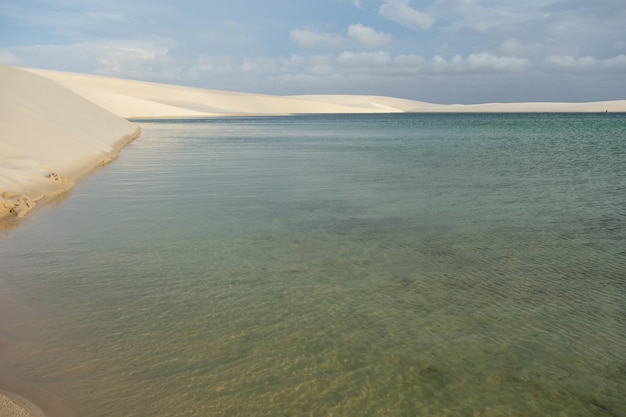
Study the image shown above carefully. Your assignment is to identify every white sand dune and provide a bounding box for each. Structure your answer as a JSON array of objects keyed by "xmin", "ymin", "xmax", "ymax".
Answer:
[
  {"xmin": 30, "ymin": 69, "xmax": 626, "ymax": 118},
  {"xmin": 26, "ymin": 68, "xmax": 403, "ymax": 118},
  {"xmin": 0, "ymin": 66, "xmax": 139, "ymax": 220},
  {"xmin": 289, "ymin": 95, "xmax": 441, "ymax": 112},
  {"xmin": 293, "ymin": 94, "xmax": 626, "ymax": 113},
  {"xmin": 423, "ymin": 100, "xmax": 626, "ymax": 113}
]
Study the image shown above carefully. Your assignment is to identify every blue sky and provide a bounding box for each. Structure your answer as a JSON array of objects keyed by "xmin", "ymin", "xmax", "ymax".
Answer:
[{"xmin": 1, "ymin": 0, "xmax": 625, "ymax": 103}]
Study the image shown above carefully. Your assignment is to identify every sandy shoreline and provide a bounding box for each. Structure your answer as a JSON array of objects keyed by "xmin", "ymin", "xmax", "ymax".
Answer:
[
  {"xmin": 0, "ymin": 391, "xmax": 46, "ymax": 417},
  {"xmin": 27, "ymin": 67, "xmax": 626, "ymax": 117},
  {"xmin": 0, "ymin": 65, "xmax": 140, "ymax": 224}
]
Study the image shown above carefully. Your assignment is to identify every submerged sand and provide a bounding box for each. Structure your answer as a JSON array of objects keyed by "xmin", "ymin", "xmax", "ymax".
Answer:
[{"xmin": 0, "ymin": 391, "xmax": 45, "ymax": 417}]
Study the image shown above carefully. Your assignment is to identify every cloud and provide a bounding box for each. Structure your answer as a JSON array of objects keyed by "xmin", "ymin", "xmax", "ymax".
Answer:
[
  {"xmin": 380, "ymin": 0, "xmax": 434, "ymax": 30},
  {"xmin": 292, "ymin": 25, "xmax": 392, "ymax": 49},
  {"xmin": 545, "ymin": 54, "xmax": 626, "ymax": 73},
  {"xmin": 290, "ymin": 30, "xmax": 348, "ymax": 48},
  {"xmin": 431, "ymin": 1, "xmax": 626, "ymax": 61},
  {"xmin": 8, "ymin": 37, "xmax": 178, "ymax": 79},
  {"xmin": 213, "ymin": 50, "xmax": 528, "ymax": 80},
  {"xmin": 347, "ymin": 24, "xmax": 393, "ymax": 48},
  {"xmin": 425, "ymin": 53, "xmax": 530, "ymax": 74},
  {"xmin": 496, "ymin": 38, "xmax": 559, "ymax": 61},
  {"xmin": 464, "ymin": 52, "xmax": 530, "ymax": 73},
  {"xmin": 336, "ymin": 51, "xmax": 391, "ymax": 68},
  {"xmin": 1, "ymin": 5, "xmax": 145, "ymax": 41}
]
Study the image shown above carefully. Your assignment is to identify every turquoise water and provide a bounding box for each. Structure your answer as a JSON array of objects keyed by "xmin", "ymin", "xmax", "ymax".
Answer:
[{"xmin": 1, "ymin": 113, "xmax": 625, "ymax": 416}]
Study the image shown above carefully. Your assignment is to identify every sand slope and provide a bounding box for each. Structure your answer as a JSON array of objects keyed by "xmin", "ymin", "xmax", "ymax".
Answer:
[
  {"xmin": 0, "ymin": 65, "xmax": 140, "ymax": 220},
  {"xmin": 26, "ymin": 68, "xmax": 626, "ymax": 117},
  {"xmin": 27, "ymin": 69, "xmax": 405, "ymax": 118},
  {"xmin": 292, "ymin": 95, "xmax": 626, "ymax": 113}
]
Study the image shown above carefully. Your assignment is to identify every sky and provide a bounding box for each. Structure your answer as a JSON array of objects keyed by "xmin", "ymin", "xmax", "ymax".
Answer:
[{"xmin": 1, "ymin": 0, "xmax": 625, "ymax": 103}]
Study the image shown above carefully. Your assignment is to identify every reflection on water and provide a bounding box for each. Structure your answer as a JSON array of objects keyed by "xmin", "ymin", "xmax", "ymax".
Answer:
[{"xmin": 1, "ymin": 114, "xmax": 625, "ymax": 416}]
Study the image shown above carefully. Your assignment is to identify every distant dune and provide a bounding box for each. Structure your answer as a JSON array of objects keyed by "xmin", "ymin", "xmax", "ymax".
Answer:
[
  {"xmin": 28, "ymin": 68, "xmax": 626, "ymax": 118},
  {"xmin": 26, "ymin": 68, "xmax": 401, "ymax": 118},
  {"xmin": 291, "ymin": 95, "xmax": 626, "ymax": 113}
]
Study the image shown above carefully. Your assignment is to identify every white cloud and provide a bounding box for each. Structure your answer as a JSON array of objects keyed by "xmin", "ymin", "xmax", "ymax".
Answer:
[
  {"xmin": 465, "ymin": 52, "xmax": 530, "ymax": 73},
  {"xmin": 292, "ymin": 25, "xmax": 392, "ymax": 49},
  {"xmin": 279, "ymin": 50, "xmax": 528, "ymax": 77},
  {"xmin": 431, "ymin": 0, "xmax": 626, "ymax": 62},
  {"xmin": 336, "ymin": 51, "xmax": 391, "ymax": 68},
  {"xmin": 290, "ymin": 30, "xmax": 349, "ymax": 48},
  {"xmin": 3, "ymin": 0, "xmax": 626, "ymax": 103},
  {"xmin": 31, "ymin": 47, "xmax": 608, "ymax": 103},
  {"xmin": 8, "ymin": 38, "xmax": 178, "ymax": 80},
  {"xmin": 380, "ymin": 0, "xmax": 434, "ymax": 30},
  {"xmin": 347, "ymin": 24, "xmax": 393, "ymax": 48},
  {"xmin": 425, "ymin": 53, "xmax": 530, "ymax": 74},
  {"xmin": 545, "ymin": 55, "xmax": 626, "ymax": 73}
]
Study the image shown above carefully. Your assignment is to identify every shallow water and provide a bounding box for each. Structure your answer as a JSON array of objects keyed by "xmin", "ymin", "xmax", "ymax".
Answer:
[{"xmin": 1, "ymin": 113, "xmax": 625, "ymax": 416}]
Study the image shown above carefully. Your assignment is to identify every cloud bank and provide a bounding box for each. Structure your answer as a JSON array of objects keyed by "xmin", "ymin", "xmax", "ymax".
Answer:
[
  {"xmin": 380, "ymin": 0, "xmax": 434, "ymax": 30},
  {"xmin": 1, "ymin": 0, "xmax": 624, "ymax": 103}
]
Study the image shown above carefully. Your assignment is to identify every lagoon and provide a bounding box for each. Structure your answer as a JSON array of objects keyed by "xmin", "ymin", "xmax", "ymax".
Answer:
[{"xmin": 1, "ymin": 113, "xmax": 625, "ymax": 416}]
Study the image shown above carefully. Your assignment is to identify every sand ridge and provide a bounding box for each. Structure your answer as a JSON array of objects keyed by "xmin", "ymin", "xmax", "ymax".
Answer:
[
  {"xmin": 291, "ymin": 94, "xmax": 626, "ymax": 113},
  {"xmin": 26, "ymin": 68, "xmax": 402, "ymax": 118},
  {"xmin": 26, "ymin": 68, "xmax": 626, "ymax": 117},
  {"xmin": 0, "ymin": 65, "xmax": 140, "ymax": 221}
]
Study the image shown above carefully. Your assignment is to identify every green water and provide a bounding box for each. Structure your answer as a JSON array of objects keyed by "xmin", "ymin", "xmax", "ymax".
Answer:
[{"xmin": 1, "ymin": 113, "xmax": 625, "ymax": 416}]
